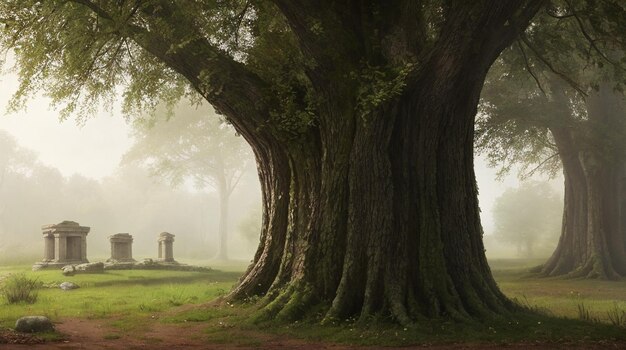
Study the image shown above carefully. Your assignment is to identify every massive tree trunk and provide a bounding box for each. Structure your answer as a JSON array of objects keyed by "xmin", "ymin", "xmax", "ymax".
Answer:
[
  {"xmin": 231, "ymin": 86, "xmax": 514, "ymax": 324},
  {"xmin": 99, "ymin": 0, "xmax": 543, "ymax": 324},
  {"xmin": 540, "ymin": 84, "xmax": 626, "ymax": 279},
  {"xmin": 224, "ymin": 2, "xmax": 543, "ymax": 324}
]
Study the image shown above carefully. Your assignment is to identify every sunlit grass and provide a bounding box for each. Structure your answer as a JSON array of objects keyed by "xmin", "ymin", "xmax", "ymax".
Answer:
[
  {"xmin": 0, "ymin": 266, "xmax": 239, "ymax": 330},
  {"xmin": 3, "ymin": 259, "xmax": 626, "ymax": 347},
  {"xmin": 494, "ymin": 264, "xmax": 626, "ymax": 323}
]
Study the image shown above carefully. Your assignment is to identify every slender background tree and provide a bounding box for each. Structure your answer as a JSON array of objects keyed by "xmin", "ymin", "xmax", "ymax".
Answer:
[{"xmin": 124, "ymin": 102, "xmax": 252, "ymax": 261}]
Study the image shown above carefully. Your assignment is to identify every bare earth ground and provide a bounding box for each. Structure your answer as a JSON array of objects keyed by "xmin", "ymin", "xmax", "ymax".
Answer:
[{"xmin": 2, "ymin": 316, "xmax": 626, "ymax": 350}]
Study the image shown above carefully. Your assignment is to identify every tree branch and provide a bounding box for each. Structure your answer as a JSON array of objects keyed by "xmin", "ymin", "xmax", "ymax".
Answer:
[
  {"xmin": 69, "ymin": 0, "xmax": 114, "ymax": 22},
  {"xmin": 564, "ymin": 0, "xmax": 622, "ymax": 68},
  {"xmin": 521, "ymin": 152, "xmax": 560, "ymax": 179},
  {"xmin": 520, "ymin": 34, "xmax": 588, "ymax": 97},
  {"xmin": 233, "ymin": 0, "xmax": 251, "ymax": 46},
  {"xmin": 69, "ymin": 0, "xmax": 272, "ymax": 132},
  {"xmin": 516, "ymin": 40, "xmax": 547, "ymax": 96}
]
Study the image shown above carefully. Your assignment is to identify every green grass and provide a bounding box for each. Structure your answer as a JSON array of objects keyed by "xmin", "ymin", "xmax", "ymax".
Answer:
[
  {"xmin": 492, "ymin": 260, "xmax": 626, "ymax": 323},
  {"xmin": 161, "ymin": 301, "xmax": 626, "ymax": 347},
  {"xmin": 162, "ymin": 258, "xmax": 626, "ymax": 346},
  {"xmin": 3, "ymin": 259, "xmax": 626, "ymax": 347},
  {"xmin": 0, "ymin": 266, "xmax": 239, "ymax": 331}
]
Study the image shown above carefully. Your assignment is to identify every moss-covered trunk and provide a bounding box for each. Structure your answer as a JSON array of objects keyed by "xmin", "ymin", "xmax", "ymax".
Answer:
[
  {"xmin": 117, "ymin": 0, "xmax": 543, "ymax": 323},
  {"xmin": 228, "ymin": 49, "xmax": 521, "ymax": 324}
]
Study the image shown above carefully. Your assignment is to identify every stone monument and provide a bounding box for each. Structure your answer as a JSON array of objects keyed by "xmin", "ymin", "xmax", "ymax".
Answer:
[
  {"xmin": 157, "ymin": 232, "xmax": 176, "ymax": 263},
  {"xmin": 107, "ymin": 233, "xmax": 135, "ymax": 263},
  {"xmin": 33, "ymin": 221, "xmax": 90, "ymax": 270}
]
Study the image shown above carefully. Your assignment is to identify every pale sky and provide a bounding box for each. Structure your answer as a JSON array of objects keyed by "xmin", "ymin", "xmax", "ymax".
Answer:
[{"xmin": 0, "ymin": 64, "xmax": 133, "ymax": 180}]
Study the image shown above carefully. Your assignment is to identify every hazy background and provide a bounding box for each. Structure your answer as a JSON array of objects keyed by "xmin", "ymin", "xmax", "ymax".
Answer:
[{"xmin": 0, "ymin": 60, "xmax": 563, "ymax": 266}]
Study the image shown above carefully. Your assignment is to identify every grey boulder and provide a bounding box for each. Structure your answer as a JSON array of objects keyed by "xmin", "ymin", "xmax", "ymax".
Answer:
[
  {"xmin": 59, "ymin": 281, "xmax": 79, "ymax": 291},
  {"xmin": 14, "ymin": 316, "xmax": 54, "ymax": 333}
]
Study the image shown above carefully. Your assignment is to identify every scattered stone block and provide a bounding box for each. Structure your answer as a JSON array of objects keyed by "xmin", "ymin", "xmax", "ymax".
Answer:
[
  {"xmin": 62, "ymin": 262, "xmax": 104, "ymax": 276},
  {"xmin": 61, "ymin": 265, "xmax": 75, "ymax": 276},
  {"xmin": 103, "ymin": 259, "xmax": 211, "ymax": 272}
]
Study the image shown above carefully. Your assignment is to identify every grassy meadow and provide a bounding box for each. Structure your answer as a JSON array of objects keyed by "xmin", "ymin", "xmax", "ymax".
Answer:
[
  {"xmin": 1, "ymin": 259, "xmax": 626, "ymax": 346},
  {"xmin": 492, "ymin": 259, "xmax": 626, "ymax": 324},
  {"xmin": 0, "ymin": 265, "xmax": 240, "ymax": 330}
]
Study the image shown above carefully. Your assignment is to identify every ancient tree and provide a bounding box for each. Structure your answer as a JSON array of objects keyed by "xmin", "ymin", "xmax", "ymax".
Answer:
[
  {"xmin": 0, "ymin": 1, "xmax": 543, "ymax": 323},
  {"xmin": 478, "ymin": 1, "xmax": 626, "ymax": 279}
]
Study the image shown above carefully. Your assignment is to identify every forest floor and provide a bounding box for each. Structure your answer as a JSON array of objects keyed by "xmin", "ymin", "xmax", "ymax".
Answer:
[{"xmin": 2, "ymin": 260, "xmax": 626, "ymax": 349}]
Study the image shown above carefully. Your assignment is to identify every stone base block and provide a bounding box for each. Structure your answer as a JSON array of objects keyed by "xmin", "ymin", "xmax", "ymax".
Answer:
[{"xmin": 32, "ymin": 260, "xmax": 88, "ymax": 271}]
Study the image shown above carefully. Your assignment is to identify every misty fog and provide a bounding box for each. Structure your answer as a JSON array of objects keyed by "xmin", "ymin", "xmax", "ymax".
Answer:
[{"xmin": 0, "ymin": 64, "xmax": 564, "ymax": 266}]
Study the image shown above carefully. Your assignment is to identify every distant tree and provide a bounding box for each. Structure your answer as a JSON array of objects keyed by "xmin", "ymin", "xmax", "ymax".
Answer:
[
  {"xmin": 124, "ymin": 102, "xmax": 252, "ymax": 260},
  {"xmin": 493, "ymin": 182, "xmax": 562, "ymax": 258},
  {"xmin": 0, "ymin": 131, "xmax": 36, "ymax": 236},
  {"xmin": 0, "ymin": 130, "xmax": 217, "ymax": 262},
  {"xmin": 477, "ymin": 3, "xmax": 626, "ymax": 278},
  {"xmin": 0, "ymin": 131, "xmax": 69, "ymax": 262},
  {"xmin": 237, "ymin": 204, "xmax": 262, "ymax": 244},
  {"xmin": 0, "ymin": 130, "xmax": 36, "ymax": 186}
]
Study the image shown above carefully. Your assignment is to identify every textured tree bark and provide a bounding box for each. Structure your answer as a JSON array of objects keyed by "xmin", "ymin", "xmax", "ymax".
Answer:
[
  {"xmin": 540, "ymin": 84, "xmax": 626, "ymax": 279},
  {"xmin": 230, "ymin": 94, "xmax": 514, "ymax": 324},
  {"xmin": 221, "ymin": 1, "xmax": 544, "ymax": 324},
  {"xmin": 111, "ymin": 0, "xmax": 544, "ymax": 324}
]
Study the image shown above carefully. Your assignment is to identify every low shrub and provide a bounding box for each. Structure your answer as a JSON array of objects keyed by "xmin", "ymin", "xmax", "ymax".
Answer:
[
  {"xmin": 1, "ymin": 273, "xmax": 42, "ymax": 304},
  {"xmin": 607, "ymin": 303, "xmax": 626, "ymax": 327}
]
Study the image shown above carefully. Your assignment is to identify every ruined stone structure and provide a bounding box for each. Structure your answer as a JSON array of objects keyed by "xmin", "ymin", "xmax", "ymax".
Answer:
[
  {"xmin": 157, "ymin": 232, "xmax": 176, "ymax": 263},
  {"xmin": 33, "ymin": 221, "xmax": 90, "ymax": 270},
  {"xmin": 107, "ymin": 233, "xmax": 135, "ymax": 263}
]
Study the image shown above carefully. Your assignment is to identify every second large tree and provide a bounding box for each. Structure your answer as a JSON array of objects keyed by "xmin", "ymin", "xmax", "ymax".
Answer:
[{"xmin": 478, "ymin": 1, "xmax": 626, "ymax": 279}]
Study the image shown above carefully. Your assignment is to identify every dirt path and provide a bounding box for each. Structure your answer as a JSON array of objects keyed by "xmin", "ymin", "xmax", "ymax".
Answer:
[
  {"xmin": 1, "ymin": 317, "xmax": 372, "ymax": 350},
  {"xmin": 2, "ymin": 317, "xmax": 626, "ymax": 349}
]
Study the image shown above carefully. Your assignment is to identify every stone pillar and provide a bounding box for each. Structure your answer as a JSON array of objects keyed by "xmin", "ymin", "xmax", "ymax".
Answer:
[
  {"xmin": 157, "ymin": 232, "xmax": 176, "ymax": 263},
  {"xmin": 33, "ymin": 221, "xmax": 90, "ymax": 270},
  {"xmin": 54, "ymin": 234, "xmax": 66, "ymax": 263},
  {"xmin": 81, "ymin": 234, "xmax": 88, "ymax": 262},
  {"xmin": 44, "ymin": 234, "xmax": 55, "ymax": 261},
  {"xmin": 107, "ymin": 233, "xmax": 135, "ymax": 263}
]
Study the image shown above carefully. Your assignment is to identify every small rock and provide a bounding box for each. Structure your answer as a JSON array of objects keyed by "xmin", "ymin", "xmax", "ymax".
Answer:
[
  {"xmin": 61, "ymin": 265, "xmax": 76, "ymax": 276},
  {"xmin": 14, "ymin": 316, "xmax": 54, "ymax": 333},
  {"xmin": 59, "ymin": 282, "xmax": 79, "ymax": 291}
]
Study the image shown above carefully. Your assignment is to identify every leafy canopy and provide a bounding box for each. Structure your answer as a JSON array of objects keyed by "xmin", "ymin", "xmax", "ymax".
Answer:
[{"xmin": 477, "ymin": 0, "xmax": 626, "ymax": 178}]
